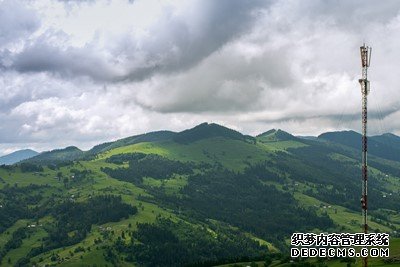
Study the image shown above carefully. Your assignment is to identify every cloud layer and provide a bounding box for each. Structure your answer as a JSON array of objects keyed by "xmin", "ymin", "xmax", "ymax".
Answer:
[{"xmin": 1, "ymin": 0, "xmax": 400, "ymax": 154}]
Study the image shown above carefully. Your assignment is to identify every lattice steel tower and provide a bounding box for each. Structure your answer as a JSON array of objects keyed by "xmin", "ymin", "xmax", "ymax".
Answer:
[{"xmin": 359, "ymin": 43, "xmax": 371, "ymax": 267}]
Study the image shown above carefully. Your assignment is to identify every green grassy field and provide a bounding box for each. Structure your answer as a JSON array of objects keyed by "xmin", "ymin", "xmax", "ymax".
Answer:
[{"xmin": 98, "ymin": 138, "xmax": 275, "ymax": 171}]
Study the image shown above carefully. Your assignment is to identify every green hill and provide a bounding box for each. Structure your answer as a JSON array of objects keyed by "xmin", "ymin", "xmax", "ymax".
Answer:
[
  {"xmin": 24, "ymin": 146, "xmax": 84, "ymax": 165},
  {"xmin": 257, "ymin": 129, "xmax": 299, "ymax": 142},
  {"xmin": 372, "ymin": 133, "xmax": 400, "ymax": 148},
  {"xmin": 0, "ymin": 149, "xmax": 38, "ymax": 165},
  {"xmin": 173, "ymin": 122, "xmax": 255, "ymax": 144},
  {"xmin": 88, "ymin": 130, "xmax": 176, "ymax": 155},
  {"xmin": 0, "ymin": 123, "xmax": 399, "ymax": 266},
  {"xmin": 318, "ymin": 130, "xmax": 400, "ymax": 161}
]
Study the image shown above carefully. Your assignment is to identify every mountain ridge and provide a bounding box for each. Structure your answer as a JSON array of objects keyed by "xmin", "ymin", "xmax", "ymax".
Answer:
[
  {"xmin": 318, "ymin": 130, "xmax": 400, "ymax": 161},
  {"xmin": 257, "ymin": 129, "xmax": 298, "ymax": 142},
  {"xmin": 0, "ymin": 149, "xmax": 39, "ymax": 165},
  {"xmin": 19, "ymin": 123, "xmax": 400, "ymax": 166},
  {"xmin": 173, "ymin": 122, "xmax": 255, "ymax": 144}
]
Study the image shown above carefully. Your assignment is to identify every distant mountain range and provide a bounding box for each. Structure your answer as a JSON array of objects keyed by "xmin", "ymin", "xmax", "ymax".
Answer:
[
  {"xmin": 2, "ymin": 123, "xmax": 399, "ymax": 168},
  {"xmin": 0, "ymin": 149, "xmax": 39, "ymax": 165},
  {"xmin": 10, "ymin": 123, "xmax": 400, "ymax": 166}
]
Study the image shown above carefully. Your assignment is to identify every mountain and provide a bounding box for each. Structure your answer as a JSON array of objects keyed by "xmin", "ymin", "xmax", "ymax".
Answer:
[
  {"xmin": 318, "ymin": 130, "xmax": 400, "ymax": 161},
  {"xmin": 24, "ymin": 146, "xmax": 84, "ymax": 164},
  {"xmin": 88, "ymin": 130, "xmax": 176, "ymax": 155},
  {"xmin": 372, "ymin": 132, "xmax": 400, "ymax": 148},
  {"xmin": 257, "ymin": 129, "xmax": 298, "ymax": 142},
  {"xmin": 173, "ymin": 122, "xmax": 254, "ymax": 143},
  {"xmin": 296, "ymin": 135, "xmax": 318, "ymax": 141},
  {"xmin": 1, "ymin": 123, "xmax": 400, "ymax": 266},
  {"xmin": 318, "ymin": 130, "xmax": 360, "ymax": 147},
  {"xmin": 0, "ymin": 149, "xmax": 39, "ymax": 165}
]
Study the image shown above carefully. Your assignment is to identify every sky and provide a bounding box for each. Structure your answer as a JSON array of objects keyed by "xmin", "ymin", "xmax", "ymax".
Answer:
[{"xmin": 1, "ymin": 0, "xmax": 400, "ymax": 155}]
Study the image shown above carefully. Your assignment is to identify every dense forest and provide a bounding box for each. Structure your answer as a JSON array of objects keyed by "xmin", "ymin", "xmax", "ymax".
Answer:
[
  {"xmin": 103, "ymin": 155, "xmax": 334, "ymax": 249},
  {"xmin": 112, "ymin": 218, "xmax": 268, "ymax": 267},
  {"xmin": 103, "ymin": 153, "xmax": 194, "ymax": 183}
]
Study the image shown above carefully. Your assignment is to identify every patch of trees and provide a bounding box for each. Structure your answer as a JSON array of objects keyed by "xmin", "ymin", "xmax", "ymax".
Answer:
[
  {"xmin": 0, "ymin": 186, "xmax": 138, "ymax": 265},
  {"xmin": 284, "ymin": 146, "xmax": 400, "ymax": 212},
  {"xmin": 0, "ymin": 227, "xmax": 30, "ymax": 264},
  {"xmin": 45, "ymin": 195, "xmax": 137, "ymax": 249},
  {"xmin": 102, "ymin": 153, "xmax": 193, "ymax": 183},
  {"xmin": 113, "ymin": 218, "xmax": 268, "ymax": 267},
  {"xmin": 0, "ymin": 200, "xmax": 30, "ymax": 234},
  {"xmin": 105, "ymin": 153, "xmax": 147, "ymax": 164},
  {"xmin": 243, "ymin": 162, "xmax": 283, "ymax": 182},
  {"xmin": 47, "ymin": 161, "xmax": 74, "ymax": 170},
  {"xmin": 369, "ymin": 158, "xmax": 400, "ymax": 178},
  {"xmin": 0, "ymin": 184, "xmax": 47, "ymax": 233},
  {"xmin": 19, "ymin": 162, "xmax": 43, "ymax": 172},
  {"xmin": 143, "ymin": 165, "xmax": 333, "ymax": 250},
  {"xmin": 184, "ymin": 168, "xmax": 333, "ymax": 244},
  {"xmin": 69, "ymin": 168, "xmax": 90, "ymax": 183},
  {"xmin": 0, "ymin": 165, "xmax": 13, "ymax": 170}
]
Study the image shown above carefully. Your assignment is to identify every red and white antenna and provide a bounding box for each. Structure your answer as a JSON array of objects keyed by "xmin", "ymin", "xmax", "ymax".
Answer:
[{"xmin": 359, "ymin": 43, "xmax": 371, "ymax": 267}]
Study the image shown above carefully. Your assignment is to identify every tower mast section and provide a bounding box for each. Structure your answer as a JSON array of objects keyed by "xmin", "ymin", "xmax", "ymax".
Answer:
[{"xmin": 359, "ymin": 43, "xmax": 371, "ymax": 267}]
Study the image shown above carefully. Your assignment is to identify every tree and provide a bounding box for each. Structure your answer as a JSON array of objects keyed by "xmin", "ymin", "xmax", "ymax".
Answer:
[
  {"xmin": 264, "ymin": 257, "xmax": 273, "ymax": 267},
  {"xmin": 63, "ymin": 177, "xmax": 69, "ymax": 188}
]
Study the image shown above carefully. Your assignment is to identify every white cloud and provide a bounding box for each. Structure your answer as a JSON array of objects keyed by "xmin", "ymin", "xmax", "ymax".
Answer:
[{"xmin": 1, "ymin": 0, "xmax": 400, "ymax": 155}]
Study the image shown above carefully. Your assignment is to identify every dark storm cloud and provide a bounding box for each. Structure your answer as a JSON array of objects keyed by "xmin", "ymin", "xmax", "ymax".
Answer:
[
  {"xmin": 11, "ymin": 42, "xmax": 117, "ymax": 81},
  {"xmin": 8, "ymin": 0, "xmax": 270, "ymax": 82},
  {"xmin": 119, "ymin": 0, "xmax": 269, "ymax": 80},
  {"xmin": 0, "ymin": 1, "xmax": 39, "ymax": 46}
]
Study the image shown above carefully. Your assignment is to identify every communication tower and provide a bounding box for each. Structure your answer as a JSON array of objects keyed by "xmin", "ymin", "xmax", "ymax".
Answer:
[{"xmin": 359, "ymin": 43, "xmax": 372, "ymax": 267}]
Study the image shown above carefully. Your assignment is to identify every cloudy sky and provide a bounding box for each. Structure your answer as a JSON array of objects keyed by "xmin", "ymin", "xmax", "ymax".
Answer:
[{"xmin": 1, "ymin": 0, "xmax": 400, "ymax": 154}]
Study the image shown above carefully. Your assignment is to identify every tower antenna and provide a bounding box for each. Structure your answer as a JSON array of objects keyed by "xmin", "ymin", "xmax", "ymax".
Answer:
[{"xmin": 359, "ymin": 43, "xmax": 371, "ymax": 267}]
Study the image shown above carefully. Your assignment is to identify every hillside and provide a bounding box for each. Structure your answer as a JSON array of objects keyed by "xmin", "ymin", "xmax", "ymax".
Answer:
[
  {"xmin": 0, "ymin": 123, "xmax": 399, "ymax": 266},
  {"xmin": 173, "ymin": 122, "xmax": 254, "ymax": 144},
  {"xmin": 87, "ymin": 130, "xmax": 176, "ymax": 155},
  {"xmin": 257, "ymin": 129, "xmax": 298, "ymax": 142},
  {"xmin": 24, "ymin": 146, "xmax": 84, "ymax": 165},
  {"xmin": 0, "ymin": 149, "xmax": 38, "ymax": 165},
  {"xmin": 372, "ymin": 133, "xmax": 400, "ymax": 148},
  {"xmin": 318, "ymin": 130, "xmax": 400, "ymax": 161}
]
